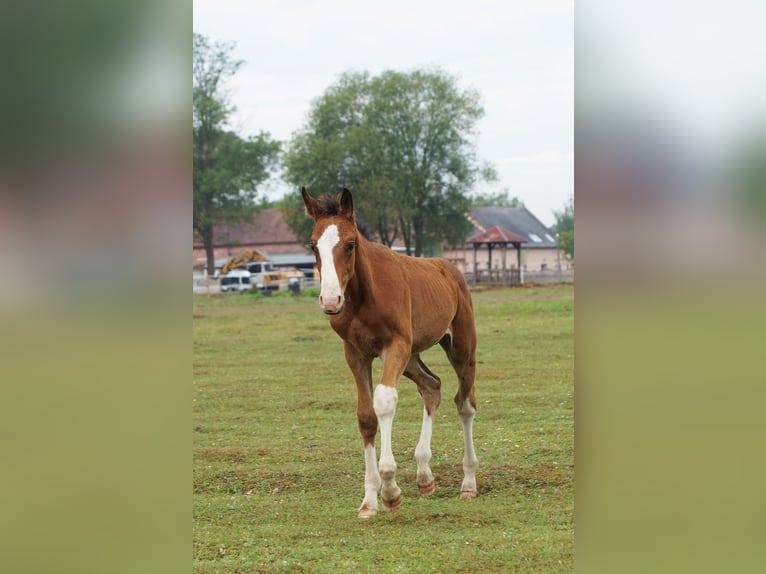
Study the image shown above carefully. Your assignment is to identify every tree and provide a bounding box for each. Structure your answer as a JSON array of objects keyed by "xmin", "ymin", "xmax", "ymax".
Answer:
[
  {"xmin": 193, "ymin": 33, "xmax": 280, "ymax": 274},
  {"xmin": 471, "ymin": 189, "xmax": 524, "ymax": 208},
  {"xmin": 554, "ymin": 197, "xmax": 574, "ymax": 262},
  {"xmin": 726, "ymin": 130, "xmax": 766, "ymax": 221},
  {"xmin": 282, "ymin": 68, "xmax": 491, "ymax": 256},
  {"xmin": 276, "ymin": 191, "xmax": 315, "ymax": 250}
]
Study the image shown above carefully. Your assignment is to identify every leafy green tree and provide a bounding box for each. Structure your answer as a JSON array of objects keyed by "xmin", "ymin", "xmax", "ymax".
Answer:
[
  {"xmin": 276, "ymin": 191, "xmax": 315, "ymax": 249},
  {"xmin": 554, "ymin": 196, "xmax": 574, "ymax": 262},
  {"xmin": 727, "ymin": 130, "xmax": 766, "ymax": 220},
  {"xmin": 193, "ymin": 33, "xmax": 280, "ymax": 274},
  {"xmin": 282, "ymin": 68, "xmax": 491, "ymax": 256},
  {"xmin": 472, "ymin": 189, "xmax": 524, "ymax": 208}
]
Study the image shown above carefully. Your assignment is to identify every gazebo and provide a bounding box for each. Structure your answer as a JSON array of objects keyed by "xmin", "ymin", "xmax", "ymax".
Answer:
[{"xmin": 466, "ymin": 225, "xmax": 528, "ymax": 285}]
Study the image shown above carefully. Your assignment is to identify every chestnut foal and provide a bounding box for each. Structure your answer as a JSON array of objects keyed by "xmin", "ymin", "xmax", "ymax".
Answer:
[{"xmin": 302, "ymin": 187, "xmax": 479, "ymax": 518}]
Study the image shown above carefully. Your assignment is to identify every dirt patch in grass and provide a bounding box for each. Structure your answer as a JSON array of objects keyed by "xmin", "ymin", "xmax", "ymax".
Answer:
[{"xmin": 500, "ymin": 463, "xmax": 573, "ymax": 493}]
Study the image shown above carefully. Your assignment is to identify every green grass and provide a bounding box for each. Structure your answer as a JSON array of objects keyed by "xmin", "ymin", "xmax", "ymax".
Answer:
[{"xmin": 193, "ymin": 284, "xmax": 574, "ymax": 573}]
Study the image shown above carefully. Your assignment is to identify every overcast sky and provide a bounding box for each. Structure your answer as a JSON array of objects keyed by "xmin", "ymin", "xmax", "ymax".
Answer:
[{"xmin": 193, "ymin": 0, "xmax": 573, "ymax": 226}]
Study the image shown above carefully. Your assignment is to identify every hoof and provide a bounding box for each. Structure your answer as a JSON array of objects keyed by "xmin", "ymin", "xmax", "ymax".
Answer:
[
  {"xmin": 418, "ymin": 480, "xmax": 435, "ymax": 497},
  {"xmin": 460, "ymin": 489, "xmax": 477, "ymax": 500},
  {"xmin": 358, "ymin": 506, "xmax": 378, "ymax": 519},
  {"xmin": 381, "ymin": 495, "xmax": 402, "ymax": 511}
]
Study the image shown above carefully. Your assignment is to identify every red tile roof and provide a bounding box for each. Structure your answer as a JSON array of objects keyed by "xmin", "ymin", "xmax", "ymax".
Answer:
[
  {"xmin": 193, "ymin": 208, "xmax": 299, "ymax": 247},
  {"xmin": 466, "ymin": 225, "xmax": 527, "ymax": 245}
]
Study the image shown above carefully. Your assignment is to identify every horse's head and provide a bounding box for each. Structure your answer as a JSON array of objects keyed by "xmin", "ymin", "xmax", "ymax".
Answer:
[{"xmin": 302, "ymin": 187, "xmax": 358, "ymax": 315}]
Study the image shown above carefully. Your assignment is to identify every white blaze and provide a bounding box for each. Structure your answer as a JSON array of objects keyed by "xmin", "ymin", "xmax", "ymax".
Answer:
[{"xmin": 316, "ymin": 224, "xmax": 342, "ymax": 308}]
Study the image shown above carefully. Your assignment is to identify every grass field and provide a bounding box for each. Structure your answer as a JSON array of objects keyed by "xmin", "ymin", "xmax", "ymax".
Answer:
[{"xmin": 193, "ymin": 284, "xmax": 574, "ymax": 573}]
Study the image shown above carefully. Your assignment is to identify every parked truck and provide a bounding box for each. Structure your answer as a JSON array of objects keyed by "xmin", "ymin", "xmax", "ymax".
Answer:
[{"xmin": 219, "ymin": 269, "xmax": 253, "ymax": 293}]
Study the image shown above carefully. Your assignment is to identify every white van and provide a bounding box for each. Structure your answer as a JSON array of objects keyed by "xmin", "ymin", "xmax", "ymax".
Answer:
[{"xmin": 220, "ymin": 270, "xmax": 252, "ymax": 293}]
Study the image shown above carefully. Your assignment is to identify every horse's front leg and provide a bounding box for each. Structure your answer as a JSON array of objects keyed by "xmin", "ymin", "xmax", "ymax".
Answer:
[
  {"xmin": 344, "ymin": 343, "xmax": 380, "ymax": 518},
  {"xmin": 375, "ymin": 341, "xmax": 409, "ymax": 510}
]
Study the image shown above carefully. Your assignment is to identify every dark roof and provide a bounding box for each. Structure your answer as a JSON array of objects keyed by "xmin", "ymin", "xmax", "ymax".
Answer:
[
  {"xmin": 466, "ymin": 225, "xmax": 527, "ymax": 245},
  {"xmin": 269, "ymin": 253, "xmax": 316, "ymax": 267},
  {"xmin": 468, "ymin": 206, "xmax": 558, "ymax": 248}
]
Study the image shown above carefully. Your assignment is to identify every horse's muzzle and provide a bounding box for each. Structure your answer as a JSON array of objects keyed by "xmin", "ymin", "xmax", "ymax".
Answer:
[
  {"xmin": 320, "ymin": 293, "xmax": 344, "ymax": 315},
  {"xmin": 323, "ymin": 308, "xmax": 342, "ymax": 316}
]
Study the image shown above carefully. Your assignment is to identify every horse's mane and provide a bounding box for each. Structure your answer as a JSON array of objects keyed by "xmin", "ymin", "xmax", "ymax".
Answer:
[
  {"xmin": 316, "ymin": 194, "xmax": 376, "ymax": 242},
  {"xmin": 356, "ymin": 221, "xmax": 376, "ymax": 242},
  {"xmin": 316, "ymin": 195, "xmax": 344, "ymax": 216}
]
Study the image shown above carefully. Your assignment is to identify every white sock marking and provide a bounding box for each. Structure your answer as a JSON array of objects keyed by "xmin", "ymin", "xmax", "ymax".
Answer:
[
  {"xmin": 415, "ymin": 408, "xmax": 434, "ymax": 486},
  {"xmin": 360, "ymin": 443, "xmax": 381, "ymax": 512},
  {"xmin": 373, "ymin": 385, "xmax": 400, "ymax": 502},
  {"xmin": 374, "ymin": 385, "xmax": 398, "ymax": 472},
  {"xmin": 460, "ymin": 400, "xmax": 479, "ymax": 493}
]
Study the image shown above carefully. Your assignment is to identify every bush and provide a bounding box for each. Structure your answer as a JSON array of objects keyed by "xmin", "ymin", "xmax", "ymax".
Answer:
[{"xmin": 302, "ymin": 287, "xmax": 320, "ymax": 298}]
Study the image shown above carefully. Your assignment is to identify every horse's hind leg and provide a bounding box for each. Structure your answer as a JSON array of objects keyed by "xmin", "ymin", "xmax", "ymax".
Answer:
[
  {"xmin": 443, "ymin": 318, "xmax": 479, "ymax": 499},
  {"xmin": 404, "ymin": 355, "xmax": 442, "ymax": 496},
  {"xmin": 456, "ymin": 383, "xmax": 479, "ymax": 499}
]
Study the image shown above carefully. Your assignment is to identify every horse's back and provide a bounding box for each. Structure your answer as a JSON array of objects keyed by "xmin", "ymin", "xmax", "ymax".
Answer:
[{"xmin": 390, "ymin": 252, "xmax": 474, "ymax": 353}]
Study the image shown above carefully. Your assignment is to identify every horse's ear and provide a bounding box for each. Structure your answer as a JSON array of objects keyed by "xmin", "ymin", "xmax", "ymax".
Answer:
[
  {"xmin": 340, "ymin": 187, "xmax": 354, "ymax": 220},
  {"xmin": 302, "ymin": 187, "xmax": 319, "ymax": 220}
]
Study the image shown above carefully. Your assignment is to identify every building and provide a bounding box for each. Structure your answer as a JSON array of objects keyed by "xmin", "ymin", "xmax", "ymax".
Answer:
[
  {"xmin": 442, "ymin": 206, "xmax": 572, "ymax": 282},
  {"xmin": 194, "ymin": 204, "xmax": 571, "ymax": 284},
  {"xmin": 193, "ymin": 208, "xmax": 306, "ymax": 270}
]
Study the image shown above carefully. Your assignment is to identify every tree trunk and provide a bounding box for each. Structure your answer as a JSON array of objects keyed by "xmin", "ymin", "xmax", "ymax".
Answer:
[
  {"xmin": 199, "ymin": 224, "xmax": 215, "ymax": 277},
  {"xmin": 413, "ymin": 216, "xmax": 424, "ymax": 257},
  {"xmin": 399, "ymin": 215, "xmax": 412, "ymax": 256},
  {"xmin": 206, "ymin": 241, "xmax": 216, "ymax": 278},
  {"xmin": 377, "ymin": 215, "xmax": 398, "ymax": 248}
]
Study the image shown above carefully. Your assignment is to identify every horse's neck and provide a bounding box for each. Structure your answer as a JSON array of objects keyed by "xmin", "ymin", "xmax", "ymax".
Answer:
[{"xmin": 347, "ymin": 238, "xmax": 377, "ymax": 304}]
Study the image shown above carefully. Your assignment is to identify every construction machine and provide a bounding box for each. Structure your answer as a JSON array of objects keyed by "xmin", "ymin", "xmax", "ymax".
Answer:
[
  {"xmin": 220, "ymin": 249, "xmax": 269, "ymax": 276},
  {"xmin": 219, "ymin": 250, "xmax": 304, "ymax": 291}
]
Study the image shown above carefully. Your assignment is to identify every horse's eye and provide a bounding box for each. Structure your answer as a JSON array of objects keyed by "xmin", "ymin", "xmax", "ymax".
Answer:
[{"xmin": 345, "ymin": 242, "xmax": 355, "ymax": 254}]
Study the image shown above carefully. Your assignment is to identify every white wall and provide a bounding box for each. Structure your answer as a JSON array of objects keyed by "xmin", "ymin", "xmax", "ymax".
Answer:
[{"xmin": 443, "ymin": 246, "xmax": 572, "ymax": 274}]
